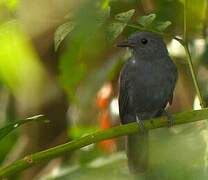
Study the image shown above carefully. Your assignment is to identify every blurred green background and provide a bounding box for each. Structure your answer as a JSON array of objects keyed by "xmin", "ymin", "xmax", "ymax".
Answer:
[{"xmin": 1, "ymin": 0, "xmax": 208, "ymax": 179}]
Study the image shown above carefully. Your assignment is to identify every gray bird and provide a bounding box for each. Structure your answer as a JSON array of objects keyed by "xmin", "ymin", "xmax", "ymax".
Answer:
[{"xmin": 117, "ymin": 31, "xmax": 178, "ymax": 174}]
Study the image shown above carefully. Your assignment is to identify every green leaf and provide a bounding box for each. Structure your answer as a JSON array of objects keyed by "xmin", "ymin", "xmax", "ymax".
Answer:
[
  {"xmin": 155, "ymin": 21, "xmax": 172, "ymax": 31},
  {"xmin": 59, "ymin": 1, "xmax": 108, "ymax": 102},
  {"xmin": 96, "ymin": 6, "xmax": 110, "ymax": 24},
  {"xmin": 106, "ymin": 22, "xmax": 126, "ymax": 46},
  {"xmin": 106, "ymin": 9, "xmax": 135, "ymax": 46},
  {"xmin": 0, "ymin": 0, "xmax": 19, "ymax": 11},
  {"xmin": 115, "ymin": 9, "xmax": 135, "ymax": 23},
  {"xmin": 54, "ymin": 22, "xmax": 75, "ymax": 51},
  {"xmin": 101, "ymin": 0, "xmax": 109, "ymax": 9},
  {"xmin": 0, "ymin": 115, "xmax": 46, "ymax": 141},
  {"xmin": 137, "ymin": 13, "xmax": 156, "ymax": 27},
  {"xmin": 59, "ymin": 53, "xmax": 87, "ymax": 102}
]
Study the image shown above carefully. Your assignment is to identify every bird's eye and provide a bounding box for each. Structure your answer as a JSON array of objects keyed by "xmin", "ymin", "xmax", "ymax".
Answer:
[{"xmin": 141, "ymin": 38, "xmax": 148, "ymax": 44}]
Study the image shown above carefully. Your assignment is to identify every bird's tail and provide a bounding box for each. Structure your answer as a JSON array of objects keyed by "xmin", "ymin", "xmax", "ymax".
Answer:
[{"xmin": 126, "ymin": 131, "xmax": 149, "ymax": 174}]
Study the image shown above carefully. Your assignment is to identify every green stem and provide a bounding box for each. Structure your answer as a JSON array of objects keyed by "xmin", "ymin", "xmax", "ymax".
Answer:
[
  {"xmin": 184, "ymin": 44, "xmax": 206, "ymax": 108},
  {"xmin": 126, "ymin": 24, "xmax": 184, "ymax": 44},
  {"xmin": 1, "ymin": 109, "xmax": 208, "ymax": 178},
  {"xmin": 183, "ymin": 0, "xmax": 206, "ymax": 107}
]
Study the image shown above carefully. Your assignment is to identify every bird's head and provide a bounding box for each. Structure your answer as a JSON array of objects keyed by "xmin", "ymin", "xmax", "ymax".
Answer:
[{"xmin": 117, "ymin": 31, "xmax": 168, "ymax": 58}]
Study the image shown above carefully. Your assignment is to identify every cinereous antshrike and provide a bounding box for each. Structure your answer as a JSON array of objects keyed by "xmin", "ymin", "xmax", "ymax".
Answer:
[{"xmin": 117, "ymin": 31, "xmax": 178, "ymax": 174}]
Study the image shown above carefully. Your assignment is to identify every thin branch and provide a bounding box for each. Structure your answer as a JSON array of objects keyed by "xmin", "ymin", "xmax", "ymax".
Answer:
[
  {"xmin": 183, "ymin": 0, "xmax": 206, "ymax": 107},
  {"xmin": 126, "ymin": 24, "xmax": 184, "ymax": 44},
  {"xmin": 184, "ymin": 45, "xmax": 206, "ymax": 108},
  {"xmin": 1, "ymin": 109, "xmax": 208, "ymax": 178}
]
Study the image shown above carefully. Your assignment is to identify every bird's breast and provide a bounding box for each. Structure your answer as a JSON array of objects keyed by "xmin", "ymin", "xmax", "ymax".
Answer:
[{"xmin": 126, "ymin": 60, "xmax": 172, "ymax": 111}]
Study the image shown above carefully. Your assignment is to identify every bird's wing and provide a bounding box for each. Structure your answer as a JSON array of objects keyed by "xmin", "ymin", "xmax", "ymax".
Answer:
[
  {"xmin": 168, "ymin": 93, "xmax": 173, "ymax": 105},
  {"xmin": 119, "ymin": 77, "xmax": 128, "ymax": 118},
  {"xmin": 118, "ymin": 66, "xmax": 131, "ymax": 124},
  {"xmin": 168, "ymin": 59, "xmax": 178, "ymax": 105}
]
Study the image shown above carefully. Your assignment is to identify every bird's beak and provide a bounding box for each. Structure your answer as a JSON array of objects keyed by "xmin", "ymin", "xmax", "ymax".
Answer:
[{"xmin": 117, "ymin": 41, "xmax": 136, "ymax": 48}]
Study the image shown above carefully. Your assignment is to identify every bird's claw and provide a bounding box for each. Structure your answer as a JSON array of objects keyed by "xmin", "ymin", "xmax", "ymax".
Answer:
[
  {"xmin": 136, "ymin": 115, "xmax": 144, "ymax": 134},
  {"xmin": 168, "ymin": 115, "xmax": 174, "ymax": 127},
  {"xmin": 162, "ymin": 110, "xmax": 174, "ymax": 127}
]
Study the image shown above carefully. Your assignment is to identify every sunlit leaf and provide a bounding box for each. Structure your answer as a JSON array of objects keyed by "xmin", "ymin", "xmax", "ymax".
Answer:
[
  {"xmin": 0, "ymin": 0, "xmax": 19, "ymax": 11},
  {"xmin": 137, "ymin": 13, "xmax": 156, "ymax": 27},
  {"xmin": 0, "ymin": 115, "xmax": 47, "ymax": 141},
  {"xmin": 155, "ymin": 21, "xmax": 172, "ymax": 31},
  {"xmin": 0, "ymin": 21, "xmax": 48, "ymax": 102},
  {"xmin": 115, "ymin": 9, "xmax": 135, "ymax": 23},
  {"xmin": 54, "ymin": 22, "xmax": 75, "ymax": 51},
  {"xmin": 101, "ymin": 0, "xmax": 109, "ymax": 9}
]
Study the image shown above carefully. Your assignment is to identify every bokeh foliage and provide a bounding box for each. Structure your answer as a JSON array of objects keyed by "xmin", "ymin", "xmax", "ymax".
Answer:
[{"xmin": 1, "ymin": 0, "xmax": 208, "ymax": 179}]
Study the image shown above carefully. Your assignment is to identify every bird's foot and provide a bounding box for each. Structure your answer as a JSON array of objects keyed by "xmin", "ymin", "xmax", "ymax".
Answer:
[
  {"xmin": 136, "ymin": 115, "xmax": 144, "ymax": 134},
  {"xmin": 162, "ymin": 110, "xmax": 174, "ymax": 127}
]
